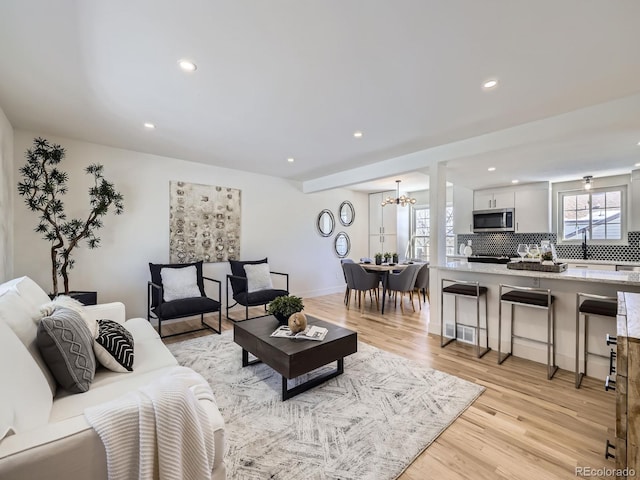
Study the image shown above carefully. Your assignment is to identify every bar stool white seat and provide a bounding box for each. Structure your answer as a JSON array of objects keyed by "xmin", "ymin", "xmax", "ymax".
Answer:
[
  {"xmin": 498, "ymin": 284, "xmax": 558, "ymax": 380},
  {"xmin": 440, "ymin": 278, "xmax": 490, "ymax": 358},
  {"xmin": 575, "ymin": 292, "xmax": 617, "ymax": 388}
]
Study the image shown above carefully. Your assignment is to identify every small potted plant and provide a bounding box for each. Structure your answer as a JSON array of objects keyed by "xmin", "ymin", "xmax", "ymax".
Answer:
[
  {"xmin": 375, "ymin": 253, "xmax": 383, "ymax": 265},
  {"xmin": 384, "ymin": 252, "xmax": 392, "ymax": 263},
  {"xmin": 392, "ymin": 252, "xmax": 399, "ymax": 264},
  {"xmin": 267, "ymin": 295, "xmax": 304, "ymax": 325}
]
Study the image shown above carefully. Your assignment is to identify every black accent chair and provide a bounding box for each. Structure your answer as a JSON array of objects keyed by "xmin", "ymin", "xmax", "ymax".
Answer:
[
  {"xmin": 226, "ymin": 258, "xmax": 289, "ymax": 321},
  {"xmin": 148, "ymin": 261, "xmax": 222, "ymax": 339}
]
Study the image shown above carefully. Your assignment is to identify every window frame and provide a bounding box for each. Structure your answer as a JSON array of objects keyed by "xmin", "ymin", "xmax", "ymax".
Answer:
[
  {"xmin": 557, "ymin": 185, "xmax": 627, "ymax": 245},
  {"xmin": 410, "ymin": 203, "xmax": 455, "ymax": 261}
]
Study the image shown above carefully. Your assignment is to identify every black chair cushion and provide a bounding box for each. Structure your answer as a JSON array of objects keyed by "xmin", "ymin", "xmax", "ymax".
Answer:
[
  {"xmin": 153, "ymin": 297, "xmax": 221, "ymax": 320},
  {"xmin": 229, "ymin": 258, "xmax": 268, "ymax": 295},
  {"xmin": 442, "ymin": 284, "xmax": 487, "ymax": 297},
  {"xmin": 579, "ymin": 299, "xmax": 617, "ymax": 317},
  {"xmin": 233, "ymin": 289, "xmax": 289, "ymax": 307},
  {"xmin": 149, "ymin": 261, "xmax": 206, "ymax": 307},
  {"xmin": 501, "ymin": 290, "xmax": 554, "ymax": 307}
]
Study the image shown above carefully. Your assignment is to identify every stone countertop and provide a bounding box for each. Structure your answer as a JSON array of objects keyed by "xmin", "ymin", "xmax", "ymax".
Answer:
[
  {"xmin": 558, "ymin": 258, "xmax": 640, "ymax": 267},
  {"xmin": 431, "ymin": 261, "xmax": 640, "ymax": 286},
  {"xmin": 446, "ymin": 256, "xmax": 640, "ymax": 267}
]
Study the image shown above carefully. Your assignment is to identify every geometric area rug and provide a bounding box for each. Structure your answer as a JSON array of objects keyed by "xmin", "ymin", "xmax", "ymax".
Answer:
[{"xmin": 168, "ymin": 331, "xmax": 484, "ymax": 480}]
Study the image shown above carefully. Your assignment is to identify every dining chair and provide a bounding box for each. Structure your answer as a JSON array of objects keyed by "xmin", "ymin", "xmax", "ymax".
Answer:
[
  {"xmin": 387, "ymin": 264, "xmax": 422, "ymax": 313},
  {"xmin": 340, "ymin": 258, "xmax": 356, "ymax": 305},
  {"xmin": 343, "ymin": 263, "xmax": 380, "ymax": 313},
  {"xmin": 413, "ymin": 262, "xmax": 430, "ymax": 309}
]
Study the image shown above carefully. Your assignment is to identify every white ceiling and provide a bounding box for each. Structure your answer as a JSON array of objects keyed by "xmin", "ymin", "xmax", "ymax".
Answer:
[{"xmin": 1, "ymin": 1, "xmax": 640, "ymax": 193}]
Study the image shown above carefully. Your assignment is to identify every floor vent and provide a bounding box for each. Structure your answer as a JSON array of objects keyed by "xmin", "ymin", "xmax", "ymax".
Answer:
[{"xmin": 444, "ymin": 323, "xmax": 476, "ymax": 345}]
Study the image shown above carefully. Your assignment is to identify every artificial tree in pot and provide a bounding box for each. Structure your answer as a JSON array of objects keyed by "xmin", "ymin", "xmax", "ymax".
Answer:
[{"xmin": 17, "ymin": 137, "xmax": 124, "ymax": 297}]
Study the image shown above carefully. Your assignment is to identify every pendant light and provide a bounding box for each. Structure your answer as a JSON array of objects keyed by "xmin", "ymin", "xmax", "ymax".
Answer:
[{"xmin": 381, "ymin": 180, "xmax": 417, "ymax": 207}]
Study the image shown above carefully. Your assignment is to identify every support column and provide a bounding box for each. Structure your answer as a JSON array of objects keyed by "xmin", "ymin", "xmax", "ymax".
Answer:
[{"xmin": 427, "ymin": 161, "xmax": 448, "ymax": 335}]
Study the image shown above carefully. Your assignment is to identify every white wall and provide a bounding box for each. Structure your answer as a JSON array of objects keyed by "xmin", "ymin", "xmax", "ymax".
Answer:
[
  {"xmin": 0, "ymin": 106, "xmax": 13, "ymax": 282},
  {"xmin": 13, "ymin": 130, "xmax": 368, "ymax": 318}
]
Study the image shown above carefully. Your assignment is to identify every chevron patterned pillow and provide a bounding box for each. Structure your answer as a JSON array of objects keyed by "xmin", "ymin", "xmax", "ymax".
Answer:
[{"xmin": 94, "ymin": 320, "xmax": 134, "ymax": 372}]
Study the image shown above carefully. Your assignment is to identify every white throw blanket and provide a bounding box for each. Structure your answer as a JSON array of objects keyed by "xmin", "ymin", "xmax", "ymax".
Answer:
[{"xmin": 84, "ymin": 366, "xmax": 216, "ymax": 480}]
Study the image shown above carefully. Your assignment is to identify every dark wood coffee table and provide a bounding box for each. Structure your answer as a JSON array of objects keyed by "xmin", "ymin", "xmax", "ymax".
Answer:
[{"xmin": 233, "ymin": 315, "xmax": 357, "ymax": 400}]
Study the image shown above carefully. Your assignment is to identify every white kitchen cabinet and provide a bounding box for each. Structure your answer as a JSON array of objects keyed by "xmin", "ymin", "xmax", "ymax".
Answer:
[
  {"xmin": 514, "ymin": 188, "xmax": 551, "ymax": 233},
  {"xmin": 369, "ymin": 234, "xmax": 398, "ymax": 258},
  {"xmin": 369, "ymin": 191, "xmax": 397, "ymax": 235},
  {"xmin": 453, "ymin": 185, "xmax": 473, "ymax": 233},
  {"xmin": 369, "ymin": 191, "xmax": 399, "ymax": 257},
  {"xmin": 473, "ymin": 190, "xmax": 514, "ymax": 210}
]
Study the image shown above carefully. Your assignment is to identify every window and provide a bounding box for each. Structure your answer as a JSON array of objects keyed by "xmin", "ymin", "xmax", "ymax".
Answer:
[
  {"xmin": 411, "ymin": 205, "xmax": 454, "ymax": 261},
  {"xmin": 560, "ymin": 186, "xmax": 625, "ymax": 242}
]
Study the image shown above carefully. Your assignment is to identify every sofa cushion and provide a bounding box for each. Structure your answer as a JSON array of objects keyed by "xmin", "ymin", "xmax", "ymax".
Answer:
[
  {"xmin": 0, "ymin": 288, "xmax": 57, "ymax": 395},
  {"xmin": 9, "ymin": 276, "xmax": 52, "ymax": 308},
  {"xmin": 94, "ymin": 319, "xmax": 134, "ymax": 373},
  {"xmin": 160, "ymin": 265, "xmax": 202, "ymax": 302},
  {"xmin": 37, "ymin": 308, "xmax": 96, "ymax": 394},
  {"xmin": 0, "ymin": 321, "xmax": 52, "ymax": 438},
  {"xmin": 53, "ymin": 318, "xmax": 178, "ymax": 408}
]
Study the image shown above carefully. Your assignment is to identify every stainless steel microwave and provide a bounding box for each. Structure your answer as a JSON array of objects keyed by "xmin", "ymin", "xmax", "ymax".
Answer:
[{"xmin": 472, "ymin": 208, "xmax": 515, "ymax": 233}]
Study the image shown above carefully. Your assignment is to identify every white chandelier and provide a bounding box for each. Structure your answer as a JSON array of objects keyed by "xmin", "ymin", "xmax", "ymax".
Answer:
[{"xmin": 381, "ymin": 180, "xmax": 417, "ymax": 207}]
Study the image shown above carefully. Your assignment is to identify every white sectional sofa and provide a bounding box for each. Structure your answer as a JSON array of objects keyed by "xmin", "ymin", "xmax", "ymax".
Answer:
[{"xmin": 0, "ymin": 276, "xmax": 226, "ymax": 479}]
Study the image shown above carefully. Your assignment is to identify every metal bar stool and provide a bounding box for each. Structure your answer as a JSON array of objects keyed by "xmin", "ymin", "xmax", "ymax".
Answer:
[
  {"xmin": 440, "ymin": 278, "xmax": 490, "ymax": 358},
  {"xmin": 575, "ymin": 292, "xmax": 617, "ymax": 388},
  {"xmin": 498, "ymin": 284, "xmax": 558, "ymax": 380}
]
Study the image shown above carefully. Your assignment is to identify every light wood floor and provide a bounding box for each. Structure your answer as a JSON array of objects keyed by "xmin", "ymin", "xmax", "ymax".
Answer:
[{"xmin": 163, "ymin": 291, "xmax": 616, "ymax": 480}]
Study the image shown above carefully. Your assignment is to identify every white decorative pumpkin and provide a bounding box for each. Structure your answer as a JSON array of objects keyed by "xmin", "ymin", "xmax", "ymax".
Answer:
[{"xmin": 288, "ymin": 311, "xmax": 307, "ymax": 333}]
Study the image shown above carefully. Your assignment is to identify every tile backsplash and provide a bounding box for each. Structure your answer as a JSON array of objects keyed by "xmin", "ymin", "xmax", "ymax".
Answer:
[{"xmin": 456, "ymin": 231, "xmax": 640, "ymax": 262}]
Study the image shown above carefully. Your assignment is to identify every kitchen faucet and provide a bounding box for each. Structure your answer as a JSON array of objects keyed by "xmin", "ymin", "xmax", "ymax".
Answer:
[{"xmin": 581, "ymin": 229, "xmax": 589, "ymax": 260}]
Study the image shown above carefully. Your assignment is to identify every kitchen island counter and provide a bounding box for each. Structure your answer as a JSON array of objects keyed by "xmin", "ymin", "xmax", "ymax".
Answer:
[
  {"xmin": 433, "ymin": 261, "xmax": 640, "ymax": 286},
  {"xmin": 429, "ymin": 262, "xmax": 640, "ymax": 379}
]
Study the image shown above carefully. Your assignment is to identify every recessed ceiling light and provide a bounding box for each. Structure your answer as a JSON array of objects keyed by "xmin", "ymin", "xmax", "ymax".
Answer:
[
  {"xmin": 482, "ymin": 79, "xmax": 498, "ymax": 89},
  {"xmin": 353, "ymin": 131, "xmax": 363, "ymax": 138},
  {"xmin": 511, "ymin": 179, "xmax": 519, "ymax": 184},
  {"xmin": 143, "ymin": 122, "xmax": 155, "ymax": 129},
  {"xmin": 487, "ymin": 167, "xmax": 496, "ymax": 172},
  {"xmin": 637, "ymin": 141, "xmax": 640, "ymax": 146},
  {"xmin": 635, "ymin": 162, "xmax": 640, "ymax": 167},
  {"xmin": 178, "ymin": 59, "xmax": 197, "ymax": 72},
  {"xmin": 287, "ymin": 157, "xmax": 295, "ymax": 163}
]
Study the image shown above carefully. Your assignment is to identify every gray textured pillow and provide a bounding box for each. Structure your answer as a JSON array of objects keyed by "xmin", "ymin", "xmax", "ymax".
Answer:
[{"xmin": 37, "ymin": 307, "xmax": 96, "ymax": 394}]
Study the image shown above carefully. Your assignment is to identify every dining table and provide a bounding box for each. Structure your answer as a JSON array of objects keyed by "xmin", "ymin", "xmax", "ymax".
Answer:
[{"xmin": 360, "ymin": 263, "xmax": 409, "ymax": 314}]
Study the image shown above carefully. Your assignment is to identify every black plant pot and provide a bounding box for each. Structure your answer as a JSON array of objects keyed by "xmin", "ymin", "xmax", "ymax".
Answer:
[
  {"xmin": 375, "ymin": 258, "xmax": 382, "ymax": 265},
  {"xmin": 273, "ymin": 312, "xmax": 289, "ymax": 325},
  {"xmin": 48, "ymin": 291, "xmax": 97, "ymax": 306}
]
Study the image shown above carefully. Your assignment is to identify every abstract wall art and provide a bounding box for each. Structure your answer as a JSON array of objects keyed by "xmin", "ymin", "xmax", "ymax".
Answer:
[{"xmin": 169, "ymin": 181, "xmax": 241, "ymax": 263}]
